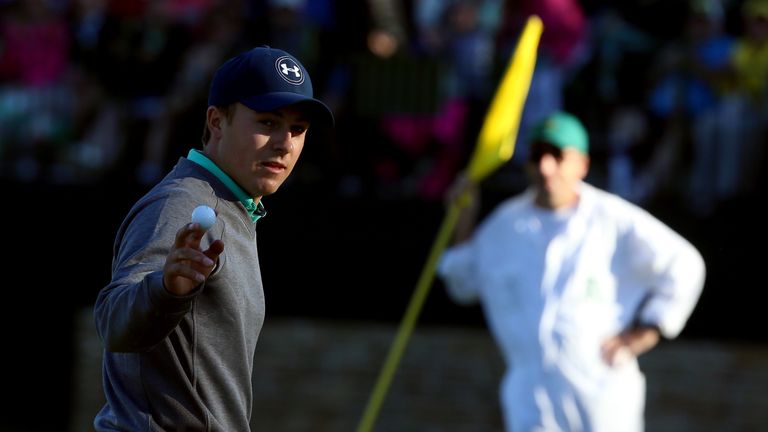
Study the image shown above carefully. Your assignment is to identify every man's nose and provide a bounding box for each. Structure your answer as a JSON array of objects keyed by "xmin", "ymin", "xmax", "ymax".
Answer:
[
  {"xmin": 272, "ymin": 129, "xmax": 294, "ymax": 152},
  {"xmin": 537, "ymin": 153, "xmax": 558, "ymax": 175}
]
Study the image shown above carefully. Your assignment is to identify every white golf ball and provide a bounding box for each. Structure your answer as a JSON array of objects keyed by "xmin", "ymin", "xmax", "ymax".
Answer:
[{"xmin": 191, "ymin": 205, "xmax": 216, "ymax": 230}]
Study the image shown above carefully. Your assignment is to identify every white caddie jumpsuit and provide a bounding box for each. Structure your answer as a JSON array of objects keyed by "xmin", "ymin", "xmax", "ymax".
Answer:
[{"xmin": 437, "ymin": 182, "xmax": 705, "ymax": 432}]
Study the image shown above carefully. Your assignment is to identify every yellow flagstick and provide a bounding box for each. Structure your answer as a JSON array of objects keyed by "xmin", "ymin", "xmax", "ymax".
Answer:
[{"xmin": 355, "ymin": 15, "xmax": 543, "ymax": 432}]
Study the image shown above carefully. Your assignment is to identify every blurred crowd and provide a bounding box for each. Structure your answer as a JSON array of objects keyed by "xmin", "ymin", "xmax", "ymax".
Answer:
[{"xmin": 0, "ymin": 0, "xmax": 766, "ymax": 219}]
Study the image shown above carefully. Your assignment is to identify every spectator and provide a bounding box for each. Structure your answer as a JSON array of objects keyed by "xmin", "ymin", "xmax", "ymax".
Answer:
[
  {"xmin": 685, "ymin": 0, "xmax": 768, "ymax": 216},
  {"xmin": 0, "ymin": 0, "xmax": 73, "ymax": 181}
]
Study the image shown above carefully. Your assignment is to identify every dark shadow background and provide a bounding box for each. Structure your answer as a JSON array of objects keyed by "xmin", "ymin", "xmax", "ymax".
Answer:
[{"xmin": 1, "ymin": 0, "xmax": 766, "ymax": 430}]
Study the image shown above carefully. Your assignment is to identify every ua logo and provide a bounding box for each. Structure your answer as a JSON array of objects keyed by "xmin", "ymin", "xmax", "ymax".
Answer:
[
  {"xmin": 281, "ymin": 63, "xmax": 300, "ymax": 78},
  {"xmin": 275, "ymin": 56, "xmax": 304, "ymax": 85}
]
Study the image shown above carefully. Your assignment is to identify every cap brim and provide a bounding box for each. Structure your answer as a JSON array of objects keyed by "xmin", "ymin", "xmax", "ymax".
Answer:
[{"xmin": 240, "ymin": 92, "xmax": 334, "ymax": 128}]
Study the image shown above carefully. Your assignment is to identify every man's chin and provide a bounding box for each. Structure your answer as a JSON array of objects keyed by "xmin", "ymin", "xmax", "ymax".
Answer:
[{"xmin": 255, "ymin": 179, "xmax": 285, "ymax": 197}]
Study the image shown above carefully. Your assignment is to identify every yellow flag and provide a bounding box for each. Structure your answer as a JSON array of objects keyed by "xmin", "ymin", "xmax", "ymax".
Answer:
[
  {"xmin": 355, "ymin": 16, "xmax": 544, "ymax": 432},
  {"xmin": 467, "ymin": 15, "xmax": 543, "ymax": 182}
]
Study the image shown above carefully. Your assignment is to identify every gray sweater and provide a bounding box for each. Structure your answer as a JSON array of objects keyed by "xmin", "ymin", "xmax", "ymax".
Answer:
[{"xmin": 94, "ymin": 157, "xmax": 265, "ymax": 431}]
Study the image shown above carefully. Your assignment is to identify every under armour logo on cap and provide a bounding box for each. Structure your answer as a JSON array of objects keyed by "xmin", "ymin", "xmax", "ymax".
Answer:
[{"xmin": 276, "ymin": 57, "xmax": 304, "ymax": 84}]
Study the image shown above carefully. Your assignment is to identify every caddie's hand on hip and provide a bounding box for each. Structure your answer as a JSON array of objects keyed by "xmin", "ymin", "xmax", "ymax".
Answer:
[{"xmin": 601, "ymin": 326, "xmax": 660, "ymax": 367}]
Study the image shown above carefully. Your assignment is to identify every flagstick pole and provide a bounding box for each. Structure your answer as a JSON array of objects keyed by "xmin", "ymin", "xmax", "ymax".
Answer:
[
  {"xmin": 355, "ymin": 15, "xmax": 542, "ymax": 432},
  {"xmin": 356, "ymin": 196, "xmax": 466, "ymax": 432}
]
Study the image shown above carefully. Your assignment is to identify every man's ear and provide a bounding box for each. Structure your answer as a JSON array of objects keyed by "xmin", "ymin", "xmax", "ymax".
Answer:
[
  {"xmin": 207, "ymin": 106, "xmax": 224, "ymax": 140},
  {"xmin": 581, "ymin": 155, "xmax": 590, "ymax": 179}
]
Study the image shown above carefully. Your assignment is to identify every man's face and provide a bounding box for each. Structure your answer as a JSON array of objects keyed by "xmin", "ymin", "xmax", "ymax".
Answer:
[
  {"xmin": 205, "ymin": 103, "xmax": 310, "ymax": 200},
  {"xmin": 525, "ymin": 141, "xmax": 589, "ymax": 209}
]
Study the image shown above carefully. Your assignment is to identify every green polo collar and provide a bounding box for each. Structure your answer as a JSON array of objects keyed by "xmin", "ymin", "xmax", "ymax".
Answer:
[{"xmin": 187, "ymin": 149, "xmax": 266, "ymax": 223}]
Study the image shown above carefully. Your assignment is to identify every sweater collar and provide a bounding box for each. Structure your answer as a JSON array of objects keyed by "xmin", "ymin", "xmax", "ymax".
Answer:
[{"xmin": 187, "ymin": 149, "xmax": 266, "ymax": 223}]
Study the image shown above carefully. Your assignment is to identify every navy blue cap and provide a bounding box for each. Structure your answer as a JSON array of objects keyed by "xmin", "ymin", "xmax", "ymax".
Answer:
[{"xmin": 208, "ymin": 46, "xmax": 334, "ymax": 127}]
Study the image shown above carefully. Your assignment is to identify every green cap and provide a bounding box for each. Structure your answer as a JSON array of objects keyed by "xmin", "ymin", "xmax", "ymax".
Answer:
[{"xmin": 530, "ymin": 111, "xmax": 589, "ymax": 154}]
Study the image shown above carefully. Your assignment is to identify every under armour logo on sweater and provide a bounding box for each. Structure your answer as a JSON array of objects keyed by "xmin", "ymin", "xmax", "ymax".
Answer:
[{"xmin": 275, "ymin": 56, "xmax": 304, "ymax": 85}]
